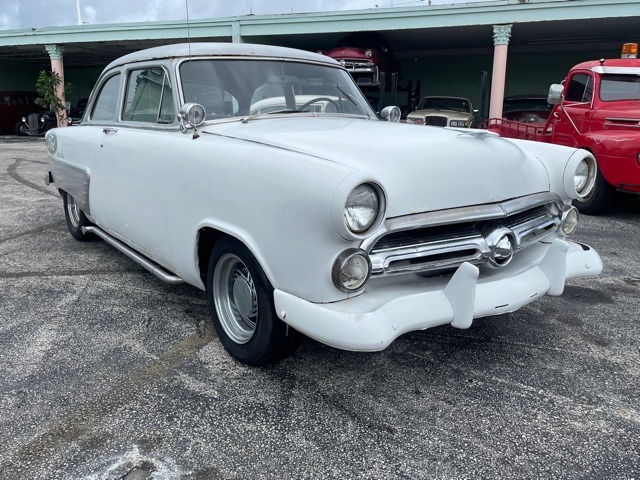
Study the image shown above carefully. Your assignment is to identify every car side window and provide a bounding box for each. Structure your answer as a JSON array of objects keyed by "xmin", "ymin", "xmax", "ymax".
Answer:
[
  {"xmin": 564, "ymin": 73, "xmax": 593, "ymax": 103},
  {"xmin": 91, "ymin": 74, "xmax": 121, "ymax": 121},
  {"xmin": 123, "ymin": 68, "xmax": 175, "ymax": 124}
]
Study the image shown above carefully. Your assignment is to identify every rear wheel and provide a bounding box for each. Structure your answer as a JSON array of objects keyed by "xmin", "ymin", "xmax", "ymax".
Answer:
[
  {"xmin": 63, "ymin": 192, "xmax": 94, "ymax": 241},
  {"xmin": 207, "ymin": 237, "xmax": 301, "ymax": 365},
  {"xmin": 573, "ymin": 167, "xmax": 613, "ymax": 215}
]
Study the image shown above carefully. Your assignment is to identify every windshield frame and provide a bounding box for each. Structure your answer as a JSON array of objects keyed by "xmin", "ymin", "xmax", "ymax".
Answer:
[{"xmin": 175, "ymin": 56, "xmax": 376, "ymax": 124}]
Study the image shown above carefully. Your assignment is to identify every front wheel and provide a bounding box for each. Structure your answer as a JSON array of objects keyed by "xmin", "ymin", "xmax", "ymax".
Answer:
[
  {"xmin": 573, "ymin": 167, "xmax": 613, "ymax": 215},
  {"xmin": 207, "ymin": 237, "xmax": 301, "ymax": 365},
  {"xmin": 14, "ymin": 121, "xmax": 27, "ymax": 136},
  {"xmin": 63, "ymin": 192, "xmax": 94, "ymax": 241}
]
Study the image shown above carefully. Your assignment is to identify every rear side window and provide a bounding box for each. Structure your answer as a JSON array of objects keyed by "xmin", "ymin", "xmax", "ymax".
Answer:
[
  {"xmin": 91, "ymin": 74, "xmax": 121, "ymax": 121},
  {"xmin": 564, "ymin": 73, "xmax": 593, "ymax": 103},
  {"xmin": 123, "ymin": 68, "xmax": 175, "ymax": 124}
]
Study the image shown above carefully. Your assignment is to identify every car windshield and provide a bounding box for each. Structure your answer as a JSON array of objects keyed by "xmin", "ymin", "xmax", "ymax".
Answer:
[
  {"xmin": 417, "ymin": 97, "xmax": 470, "ymax": 113},
  {"xmin": 599, "ymin": 73, "xmax": 640, "ymax": 101},
  {"xmin": 179, "ymin": 59, "xmax": 375, "ymax": 120}
]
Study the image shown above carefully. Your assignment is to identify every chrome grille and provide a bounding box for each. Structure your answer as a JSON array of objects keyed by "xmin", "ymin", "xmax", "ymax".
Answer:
[
  {"xmin": 365, "ymin": 193, "xmax": 562, "ymax": 277},
  {"xmin": 424, "ymin": 116, "xmax": 447, "ymax": 127}
]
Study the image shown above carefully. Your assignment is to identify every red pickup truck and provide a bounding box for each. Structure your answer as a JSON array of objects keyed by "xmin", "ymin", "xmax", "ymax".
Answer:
[{"xmin": 481, "ymin": 43, "xmax": 640, "ymax": 214}]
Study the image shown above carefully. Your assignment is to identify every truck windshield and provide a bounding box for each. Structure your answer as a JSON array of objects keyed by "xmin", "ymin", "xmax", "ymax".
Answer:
[{"xmin": 600, "ymin": 74, "xmax": 640, "ymax": 101}]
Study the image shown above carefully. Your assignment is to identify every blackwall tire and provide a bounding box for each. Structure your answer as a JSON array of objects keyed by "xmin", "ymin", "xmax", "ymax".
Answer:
[
  {"xmin": 207, "ymin": 236, "xmax": 301, "ymax": 366},
  {"xmin": 573, "ymin": 168, "xmax": 613, "ymax": 215},
  {"xmin": 63, "ymin": 192, "xmax": 95, "ymax": 241},
  {"xmin": 14, "ymin": 121, "xmax": 27, "ymax": 136}
]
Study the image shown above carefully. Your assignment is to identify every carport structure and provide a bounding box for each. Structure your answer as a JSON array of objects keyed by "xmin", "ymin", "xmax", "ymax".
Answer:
[{"xmin": 0, "ymin": 0, "xmax": 638, "ymax": 120}]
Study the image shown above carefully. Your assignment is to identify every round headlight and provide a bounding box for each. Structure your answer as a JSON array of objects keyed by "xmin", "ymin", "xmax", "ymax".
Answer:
[
  {"xmin": 573, "ymin": 156, "xmax": 597, "ymax": 198},
  {"xmin": 365, "ymin": 49, "xmax": 373, "ymax": 58},
  {"xmin": 332, "ymin": 249, "xmax": 372, "ymax": 292},
  {"xmin": 344, "ymin": 184, "xmax": 379, "ymax": 233},
  {"xmin": 560, "ymin": 205, "xmax": 579, "ymax": 236}
]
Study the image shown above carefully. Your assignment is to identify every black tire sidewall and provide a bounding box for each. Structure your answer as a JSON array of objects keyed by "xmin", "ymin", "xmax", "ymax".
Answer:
[
  {"xmin": 574, "ymin": 168, "xmax": 612, "ymax": 215},
  {"xmin": 207, "ymin": 237, "xmax": 289, "ymax": 366},
  {"xmin": 63, "ymin": 192, "xmax": 92, "ymax": 241}
]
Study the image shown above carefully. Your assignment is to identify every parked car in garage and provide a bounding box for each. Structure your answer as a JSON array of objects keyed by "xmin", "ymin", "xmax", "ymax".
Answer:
[
  {"xmin": 406, "ymin": 96, "xmax": 476, "ymax": 127},
  {"xmin": 320, "ymin": 34, "xmax": 400, "ymax": 86},
  {"xmin": 0, "ymin": 90, "xmax": 39, "ymax": 134},
  {"xmin": 45, "ymin": 43, "xmax": 602, "ymax": 365}
]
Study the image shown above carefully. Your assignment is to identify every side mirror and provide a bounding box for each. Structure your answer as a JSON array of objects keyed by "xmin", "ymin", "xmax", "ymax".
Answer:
[
  {"xmin": 547, "ymin": 84, "xmax": 564, "ymax": 105},
  {"xmin": 381, "ymin": 106, "xmax": 401, "ymax": 123},
  {"xmin": 357, "ymin": 78, "xmax": 373, "ymax": 86}
]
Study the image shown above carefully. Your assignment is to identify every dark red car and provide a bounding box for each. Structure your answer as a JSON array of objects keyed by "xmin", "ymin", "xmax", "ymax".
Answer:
[
  {"xmin": 320, "ymin": 34, "xmax": 400, "ymax": 86},
  {"xmin": 0, "ymin": 91, "xmax": 40, "ymax": 134}
]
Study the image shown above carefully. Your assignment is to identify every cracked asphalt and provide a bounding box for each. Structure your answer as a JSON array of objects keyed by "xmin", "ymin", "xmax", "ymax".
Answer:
[{"xmin": 0, "ymin": 136, "xmax": 638, "ymax": 479}]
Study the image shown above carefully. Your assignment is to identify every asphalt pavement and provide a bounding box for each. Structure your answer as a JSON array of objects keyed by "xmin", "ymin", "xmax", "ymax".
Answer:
[{"xmin": 0, "ymin": 137, "xmax": 638, "ymax": 479}]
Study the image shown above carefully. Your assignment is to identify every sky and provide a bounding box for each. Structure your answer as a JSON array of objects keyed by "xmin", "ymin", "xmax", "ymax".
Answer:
[{"xmin": 0, "ymin": 0, "xmax": 491, "ymax": 29}]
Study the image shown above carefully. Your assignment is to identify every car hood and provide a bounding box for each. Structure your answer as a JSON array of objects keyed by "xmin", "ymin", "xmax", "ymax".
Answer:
[
  {"xmin": 409, "ymin": 109, "xmax": 472, "ymax": 120},
  {"xmin": 203, "ymin": 117, "xmax": 550, "ymax": 217}
]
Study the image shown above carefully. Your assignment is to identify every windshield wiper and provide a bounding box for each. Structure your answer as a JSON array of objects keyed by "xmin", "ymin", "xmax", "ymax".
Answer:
[
  {"xmin": 265, "ymin": 109, "xmax": 310, "ymax": 115},
  {"xmin": 336, "ymin": 86, "xmax": 358, "ymax": 106}
]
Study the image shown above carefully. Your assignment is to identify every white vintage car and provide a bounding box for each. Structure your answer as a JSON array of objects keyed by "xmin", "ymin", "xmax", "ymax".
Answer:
[
  {"xmin": 406, "ymin": 96, "xmax": 476, "ymax": 127},
  {"xmin": 45, "ymin": 43, "xmax": 602, "ymax": 365}
]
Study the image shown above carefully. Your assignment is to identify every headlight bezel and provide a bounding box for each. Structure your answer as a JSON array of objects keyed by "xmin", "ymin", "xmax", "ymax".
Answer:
[
  {"xmin": 332, "ymin": 248, "xmax": 372, "ymax": 293},
  {"xmin": 564, "ymin": 153, "xmax": 597, "ymax": 200},
  {"xmin": 332, "ymin": 179, "xmax": 387, "ymax": 241}
]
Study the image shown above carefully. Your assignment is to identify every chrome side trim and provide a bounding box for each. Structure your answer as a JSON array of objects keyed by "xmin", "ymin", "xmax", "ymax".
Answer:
[{"xmin": 83, "ymin": 226, "xmax": 184, "ymax": 284}]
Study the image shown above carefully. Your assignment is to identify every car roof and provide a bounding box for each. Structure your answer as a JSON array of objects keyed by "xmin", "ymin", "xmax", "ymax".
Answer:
[{"xmin": 105, "ymin": 42, "xmax": 339, "ymax": 70}]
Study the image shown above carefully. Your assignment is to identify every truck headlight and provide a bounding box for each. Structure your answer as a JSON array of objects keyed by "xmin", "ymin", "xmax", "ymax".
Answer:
[
  {"xmin": 450, "ymin": 120, "xmax": 467, "ymax": 127},
  {"xmin": 344, "ymin": 184, "xmax": 380, "ymax": 233},
  {"xmin": 332, "ymin": 249, "xmax": 372, "ymax": 292}
]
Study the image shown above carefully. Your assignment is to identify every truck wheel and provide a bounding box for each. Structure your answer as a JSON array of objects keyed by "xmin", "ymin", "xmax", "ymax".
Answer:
[
  {"xmin": 207, "ymin": 237, "xmax": 301, "ymax": 365},
  {"xmin": 63, "ymin": 192, "xmax": 95, "ymax": 241},
  {"xmin": 573, "ymin": 168, "xmax": 613, "ymax": 215}
]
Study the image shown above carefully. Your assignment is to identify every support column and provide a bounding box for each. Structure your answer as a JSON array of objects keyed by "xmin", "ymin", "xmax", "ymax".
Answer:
[
  {"xmin": 45, "ymin": 44, "xmax": 67, "ymax": 127},
  {"xmin": 489, "ymin": 24, "xmax": 512, "ymax": 120},
  {"xmin": 231, "ymin": 22, "xmax": 242, "ymax": 43}
]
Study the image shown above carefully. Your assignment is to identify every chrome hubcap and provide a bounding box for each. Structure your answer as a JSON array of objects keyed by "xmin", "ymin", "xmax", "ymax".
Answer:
[
  {"xmin": 213, "ymin": 253, "xmax": 258, "ymax": 344},
  {"xmin": 67, "ymin": 195, "xmax": 81, "ymax": 228}
]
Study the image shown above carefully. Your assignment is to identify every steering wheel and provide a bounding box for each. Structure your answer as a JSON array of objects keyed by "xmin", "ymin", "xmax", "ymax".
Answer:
[{"xmin": 299, "ymin": 97, "xmax": 340, "ymax": 112}]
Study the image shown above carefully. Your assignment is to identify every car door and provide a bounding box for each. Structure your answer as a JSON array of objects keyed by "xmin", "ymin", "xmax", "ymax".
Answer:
[
  {"xmin": 90, "ymin": 66, "xmax": 178, "ymax": 269},
  {"xmin": 551, "ymin": 71, "xmax": 594, "ymax": 147}
]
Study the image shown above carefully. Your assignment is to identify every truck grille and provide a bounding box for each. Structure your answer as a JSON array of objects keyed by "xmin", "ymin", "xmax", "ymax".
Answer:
[
  {"xmin": 364, "ymin": 194, "xmax": 562, "ymax": 277},
  {"xmin": 424, "ymin": 116, "xmax": 447, "ymax": 127}
]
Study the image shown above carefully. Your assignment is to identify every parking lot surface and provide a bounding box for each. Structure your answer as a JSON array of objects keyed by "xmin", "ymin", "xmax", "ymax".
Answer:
[{"xmin": 0, "ymin": 137, "xmax": 639, "ymax": 479}]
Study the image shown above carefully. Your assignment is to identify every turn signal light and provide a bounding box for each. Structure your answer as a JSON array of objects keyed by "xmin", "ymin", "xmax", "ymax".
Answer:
[{"xmin": 621, "ymin": 43, "xmax": 638, "ymax": 58}]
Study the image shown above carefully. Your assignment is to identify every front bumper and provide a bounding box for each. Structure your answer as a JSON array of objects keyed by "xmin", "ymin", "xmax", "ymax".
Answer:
[{"xmin": 274, "ymin": 239, "xmax": 602, "ymax": 351}]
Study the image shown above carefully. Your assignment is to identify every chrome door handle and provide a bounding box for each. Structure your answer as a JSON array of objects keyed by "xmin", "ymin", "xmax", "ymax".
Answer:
[{"xmin": 103, "ymin": 127, "xmax": 118, "ymax": 134}]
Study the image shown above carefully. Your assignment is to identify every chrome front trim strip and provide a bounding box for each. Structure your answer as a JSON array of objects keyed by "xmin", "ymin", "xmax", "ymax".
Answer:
[{"xmin": 364, "ymin": 193, "xmax": 563, "ymax": 277}]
